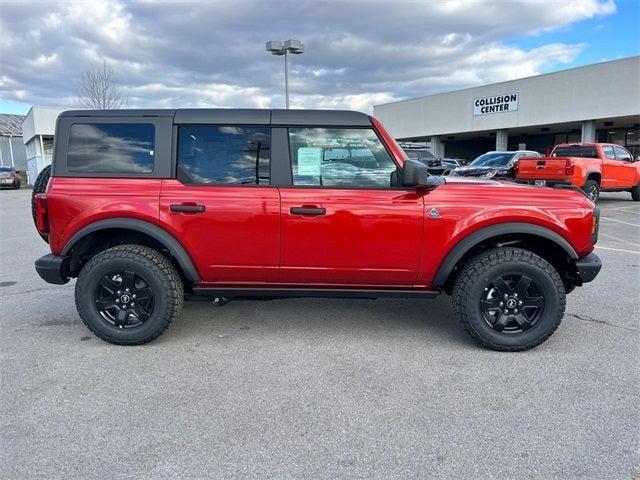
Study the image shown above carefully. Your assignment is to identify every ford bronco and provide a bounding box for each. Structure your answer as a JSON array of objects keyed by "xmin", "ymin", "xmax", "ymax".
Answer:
[{"xmin": 33, "ymin": 109, "xmax": 601, "ymax": 350}]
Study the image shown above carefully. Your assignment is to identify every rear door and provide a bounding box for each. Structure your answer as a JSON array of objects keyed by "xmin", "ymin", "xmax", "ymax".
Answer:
[
  {"xmin": 278, "ymin": 126, "xmax": 424, "ymax": 286},
  {"xmin": 160, "ymin": 124, "xmax": 280, "ymax": 284}
]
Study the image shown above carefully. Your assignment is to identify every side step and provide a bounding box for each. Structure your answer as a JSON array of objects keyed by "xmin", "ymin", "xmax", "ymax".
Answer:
[{"xmin": 189, "ymin": 287, "xmax": 439, "ymax": 301}]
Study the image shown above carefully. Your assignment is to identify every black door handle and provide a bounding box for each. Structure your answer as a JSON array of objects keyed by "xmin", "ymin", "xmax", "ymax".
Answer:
[
  {"xmin": 290, "ymin": 207, "xmax": 326, "ymax": 216},
  {"xmin": 170, "ymin": 204, "xmax": 206, "ymax": 213}
]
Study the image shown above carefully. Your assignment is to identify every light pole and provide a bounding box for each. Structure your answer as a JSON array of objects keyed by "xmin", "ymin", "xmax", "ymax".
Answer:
[{"xmin": 266, "ymin": 39, "xmax": 304, "ymax": 109}]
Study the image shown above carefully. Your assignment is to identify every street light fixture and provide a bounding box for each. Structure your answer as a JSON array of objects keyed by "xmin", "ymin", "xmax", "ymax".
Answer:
[{"xmin": 266, "ymin": 39, "xmax": 305, "ymax": 109}]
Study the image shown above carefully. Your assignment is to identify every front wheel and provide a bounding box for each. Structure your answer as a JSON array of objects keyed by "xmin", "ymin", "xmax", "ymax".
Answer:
[
  {"xmin": 631, "ymin": 183, "xmax": 640, "ymax": 202},
  {"xmin": 452, "ymin": 247, "xmax": 565, "ymax": 351},
  {"xmin": 75, "ymin": 245, "xmax": 184, "ymax": 345}
]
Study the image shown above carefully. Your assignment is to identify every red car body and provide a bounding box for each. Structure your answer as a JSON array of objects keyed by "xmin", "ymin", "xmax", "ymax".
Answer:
[
  {"xmin": 40, "ymin": 120, "xmax": 597, "ymax": 292},
  {"xmin": 33, "ymin": 108, "xmax": 602, "ymax": 350}
]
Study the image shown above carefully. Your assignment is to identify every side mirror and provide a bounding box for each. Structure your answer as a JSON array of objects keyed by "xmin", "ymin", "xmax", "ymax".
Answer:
[
  {"xmin": 634, "ymin": 155, "xmax": 640, "ymax": 163},
  {"xmin": 402, "ymin": 159, "xmax": 445, "ymax": 189}
]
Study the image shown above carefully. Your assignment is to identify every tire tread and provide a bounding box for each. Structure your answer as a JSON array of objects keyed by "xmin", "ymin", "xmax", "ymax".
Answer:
[
  {"xmin": 452, "ymin": 247, "xmax": 565, "ymax": 351},
  {"xmin": 75, "ymin": 244, "xmax": 183, "ymax": 345}
]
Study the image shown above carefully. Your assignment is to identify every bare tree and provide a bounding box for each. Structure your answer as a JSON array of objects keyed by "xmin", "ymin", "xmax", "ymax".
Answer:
[{"xmin": 75, "ymin": 59, "xmax": 127, "ymax": 109}]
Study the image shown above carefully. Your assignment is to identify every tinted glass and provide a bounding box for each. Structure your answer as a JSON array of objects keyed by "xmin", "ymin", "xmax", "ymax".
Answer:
[
  {"xmin": 404, "ymin": 149, "xmax": 437, "ymax": 164},
  {"xmin": 0, "ymin": 167, "xmax": 11, "ymax": 172},
  {"xmin": 177, "ymin": 126, "xmax": 270, "ymax": 185},
  {"xmin": 67, "ymin": 123, "xmax": 155, "ymax": 173},
  {"xmin": 602, "ymin": 146, "xmax": 615, "ymax": 159},
  {"xmin": 289, "ymin": 128, "xmax": 397, "ymax": 188},
  {"xmin": 552, "ymin": 146, "xmax": 598, "ymax": 158},
  {"xmin": 469, "ymin": 152, "xmax": 513, "ymax": 167}
]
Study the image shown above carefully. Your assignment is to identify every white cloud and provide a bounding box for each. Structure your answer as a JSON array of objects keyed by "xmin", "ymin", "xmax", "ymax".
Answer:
[{"xmin": 0, "ymin": 0, "xmax": 618, "ymax": 113}]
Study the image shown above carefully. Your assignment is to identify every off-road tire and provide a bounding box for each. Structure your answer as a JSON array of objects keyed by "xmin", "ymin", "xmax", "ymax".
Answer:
[
  {"xmin": 452, "ymin": 247, "xmax": 565, "ymax": 351},
  {"xmin": 582, "ymin": 179, "xmax": 600, "ymax": 203},
  {"xmin": 631, "ymin": 183, "xmax": 640, "ymax": 202},
  {"xmin": 75, "ymin": 245, "xmax": 183, "ymax": 345},
  {"xmin": 31, "ymin": 164, "xmax": 51, "ymax": 242}
]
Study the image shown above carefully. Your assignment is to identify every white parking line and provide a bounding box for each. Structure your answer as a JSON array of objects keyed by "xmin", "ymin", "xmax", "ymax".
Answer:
[
  {"xmin": 599, "ymin": 232, "xmax": 640, "ymax": 248},
  {"xmin": 595, "ymin": 245, "xmax": 640, "ymax": 255},
  {"xmin": 600, "ymin": 217, "xmax": 640, "ymax": 228}
]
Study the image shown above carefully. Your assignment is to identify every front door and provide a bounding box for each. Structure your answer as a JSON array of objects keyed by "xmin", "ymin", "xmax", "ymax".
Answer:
[
  {"xmin": 160, "ymin": 125, "xmax": 280, "ymax": 284},
  {"xmin": 613, "ymin": 145, "xmax": 637, "ymax": 188},
  {"xmin": 278, "ymin": 126, "xmax": 424, "ymax": 286}
]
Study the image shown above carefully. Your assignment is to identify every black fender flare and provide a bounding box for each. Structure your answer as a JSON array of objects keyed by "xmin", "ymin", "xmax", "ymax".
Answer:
[
  {"xmin": 433, "ymin": 222, "xmax": 578, "ymax": 287},
  {"xmin": 61, "ymin": 218, "xmax": 201, "ymax": 282}
]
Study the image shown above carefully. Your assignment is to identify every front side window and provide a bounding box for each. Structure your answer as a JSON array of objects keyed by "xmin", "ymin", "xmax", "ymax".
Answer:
[
  {"xmin": 178, "ymin": 126, "xmax": 270, "ymax": 185},
  {"xmin": 289, "ymin": 128, "xmax": 397, "ymax": 188},
  {"xmin": 613, "ymin": 146, "xmax": 632, "ymax": 162},
  {"xmin": 67, "ymin": 123, "xmax": 155, "ymax": 173}
]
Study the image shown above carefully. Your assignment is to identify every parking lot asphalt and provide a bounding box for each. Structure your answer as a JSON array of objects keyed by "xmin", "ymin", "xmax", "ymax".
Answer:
[{"xmin": 1, "ymin": 187, "xmax": 638, "ymax": 480}]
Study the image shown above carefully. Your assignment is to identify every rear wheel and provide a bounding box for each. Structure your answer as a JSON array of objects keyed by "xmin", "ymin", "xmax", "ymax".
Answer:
[
  {"xmin": 31, "ymin": 164, "xmax": 51, "ymax": 242},
  {"xmin": 452, "ymin": 247, "xmax": 565, "ymax": 351},
  {"xmin": 631, "ymin": 183, "xmax": 640, "ymax": 201},
  {"xmin": 75, "ymin": 245, "xmax": 183, "ymax": 345},
  {"xmin": 582, "ymin": 179, "xmax": 600, "ymax": 203}
]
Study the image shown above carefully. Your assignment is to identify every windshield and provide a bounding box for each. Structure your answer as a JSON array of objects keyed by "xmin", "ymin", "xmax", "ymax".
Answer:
[
  {"xmin": 469, "ymin": 152, "xmax": 513, "ymax": 167},
  {"xmin": 552, "ymin": 146, "xmax": 598, "ymax": 158},
  {"xmin": 404, "ymin": 149, "xmax": 437, "ymax": 163},
  {"xmin": 0, "ymin": 167, "xmax": 11, "ymax": 172}
]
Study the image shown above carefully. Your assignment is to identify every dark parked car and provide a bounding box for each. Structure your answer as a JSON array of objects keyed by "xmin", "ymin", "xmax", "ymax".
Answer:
[
  {"xmin": 450, "ymin": 150, "xmax": 541, "ymax": 179},
  {"xmin": 0, "ymin": 166, "xmax": 21, "ymax": 189},
  {"xmin": 400, "ymin": 144, "xmax": 456, "ymax": 175}
]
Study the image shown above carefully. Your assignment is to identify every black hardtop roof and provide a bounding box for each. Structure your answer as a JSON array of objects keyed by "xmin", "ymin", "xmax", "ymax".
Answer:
[{"xmin": 59, "ymin": 108, "xmax": 372, "ymax": 126}]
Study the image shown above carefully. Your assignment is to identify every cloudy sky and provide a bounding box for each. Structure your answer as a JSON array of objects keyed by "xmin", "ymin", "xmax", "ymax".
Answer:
[{"xmin": 0, "ymin": 0, "xmax": 638, "ymax": 114}]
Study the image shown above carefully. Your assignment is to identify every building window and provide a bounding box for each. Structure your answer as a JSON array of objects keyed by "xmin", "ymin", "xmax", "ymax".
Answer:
[
  {"xmin": 67, "ymin": 123, "xmax": 155, "ymax": 173},
  {"xmin": 177, "ymin": 126, "xmax": 270, "ymax": 185},
  {"xmin": 42, "ymin": 136, "xmax": 54, "ymax": 156}
]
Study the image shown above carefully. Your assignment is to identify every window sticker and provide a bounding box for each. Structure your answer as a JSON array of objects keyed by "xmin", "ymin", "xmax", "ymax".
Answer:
[{"xmin": 297, "ymin": 147, "xmax": 322, "ymax": 176}]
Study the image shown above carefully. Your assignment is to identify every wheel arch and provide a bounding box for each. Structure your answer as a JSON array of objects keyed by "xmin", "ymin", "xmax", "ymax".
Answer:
[
  {"xmin": 433, "ymin": 222, "xmax": 578, "ymax": 290},
  {"xmin": 584, "ymin": 171, "xmax": 602, "ymax": 186},
  {"xmin": 61, "ymin": 218, "xmax": 201, "ymax": 282}
]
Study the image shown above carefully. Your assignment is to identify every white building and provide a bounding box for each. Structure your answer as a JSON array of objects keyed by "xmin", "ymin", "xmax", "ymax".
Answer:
[
  {"xmin": 374, "ymin": 56, "xmax": 640, "ymax": 161},
  {"xmin": 22, "ymin": 107, "xmax": 65, "ymax": 184},
  {"xmin": 0, "ymin": 114, "xmax": 27, "ymax": 169}
]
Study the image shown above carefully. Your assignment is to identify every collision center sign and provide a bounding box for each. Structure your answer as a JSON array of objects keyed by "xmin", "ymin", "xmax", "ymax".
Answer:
[{"xmin": 473, "ymin": 93, "xmax": 518, "ymax": 115}]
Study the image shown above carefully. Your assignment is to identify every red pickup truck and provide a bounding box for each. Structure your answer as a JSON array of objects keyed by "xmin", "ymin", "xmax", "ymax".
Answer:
[
  {"xmin": 516, "ymin": 143, "xmax": 640, "ymax": 202},
  {"xmin": 32, "ymin": 109, "xmax": 601, "ymax": 351}
]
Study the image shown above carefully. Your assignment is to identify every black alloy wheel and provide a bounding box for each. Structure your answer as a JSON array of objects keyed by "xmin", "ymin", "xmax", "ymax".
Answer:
[
  {"xmin": 95, "ymin": 270, "xmax": 154, "ymax": 329},
  {"xmin": 480, "ymin": 273, "xmax": 545, "ymax": 334}
]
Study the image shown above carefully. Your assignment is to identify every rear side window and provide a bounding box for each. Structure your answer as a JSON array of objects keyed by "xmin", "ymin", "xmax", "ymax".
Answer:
[
  {"xmin": 67, "ymin": 123, "xmax": 155, "ymax": 173},
  {"xmin": 177, "ymin": 126, "xmax": 270, "ymax": 185},
  {"xmin": 288, "ymin": 127, "xmax": 397, "ymax": 188},
  {"xmin": 602, "ymin": 146, "xmax": 615, "ymax": 159},
  {"xmin": 552, "ymin": 146, "xmax": 598, "ymax": 158}
]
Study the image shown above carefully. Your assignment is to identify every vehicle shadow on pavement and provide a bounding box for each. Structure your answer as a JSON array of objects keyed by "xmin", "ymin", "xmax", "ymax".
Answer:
[{"xmin": 161, "ymin": 294, "xmax": 474, "ymax": 349}]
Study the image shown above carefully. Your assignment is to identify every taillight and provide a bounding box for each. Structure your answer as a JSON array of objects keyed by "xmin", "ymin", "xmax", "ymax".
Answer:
[
  {"xmin": 35, "ymin": 194, "xmax": 49, "ymax": 234},
  {"xmin": 564, "ymin": 159, "xmax": 575, "ymax": 176}
]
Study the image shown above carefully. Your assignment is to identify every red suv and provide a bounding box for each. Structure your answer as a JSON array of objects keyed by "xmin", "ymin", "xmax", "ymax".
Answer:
[{"xmin": 33, "ymin": 109, "xmax": 601, "ymax": 351}]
